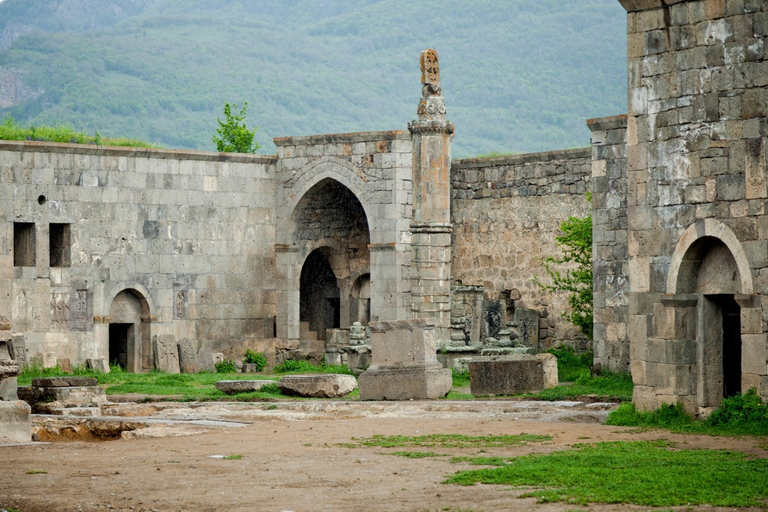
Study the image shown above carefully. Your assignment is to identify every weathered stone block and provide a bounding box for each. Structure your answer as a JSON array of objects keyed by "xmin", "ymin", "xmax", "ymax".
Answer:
[
  {"xmin": 468, "ymin": 354, "xmax": 557, "ymax": 396},
  {"xmin": 177, "ymin": 338, "xmax": 200, "ymax": 373},
  {"xmin": 215, "ymin": 380, "xmax": 274, "ymax": 395},
  {"xmin": 0, "ymin": 400, "xmax": 31, "ymax": 443},
  {"xmin": 359, "ymin": 318, "xmax": 451, "ymax": 400},
  {"xmin": 198, "ymin": 348, "xmax": 216, "ymax": 372},
  {"xmin": 86, "ymin": 358, "xmax": 110, "ymax": 373},
  {"xmin": 31, "ymin": 377, "xmax": 97, "ymax": 388},
  {"xmin": 277, "ymin": 374, "xmax": 357, "ymax": 398}
]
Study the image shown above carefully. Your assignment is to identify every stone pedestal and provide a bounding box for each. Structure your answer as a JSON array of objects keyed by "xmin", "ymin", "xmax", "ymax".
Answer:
[
  {"xmin": 468, "ymin": 353, "xmax": 558, "ymax": 396},
  {"xmin": 358, "ymin": 318, "xmax": 452, "ymax": 400}
]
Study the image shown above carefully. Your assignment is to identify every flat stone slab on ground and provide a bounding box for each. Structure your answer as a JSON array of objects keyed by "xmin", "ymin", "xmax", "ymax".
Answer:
[
  {"xmin": 277, "ymin": 374, "xmax": 357, "ymax": 398},
  {"xmin": 31, "ymin": 377, "xmax": 98, "ymax": 387},
  {"xmin": 215, "ymin": 380, "xmax": 275, "ymax": 395}
]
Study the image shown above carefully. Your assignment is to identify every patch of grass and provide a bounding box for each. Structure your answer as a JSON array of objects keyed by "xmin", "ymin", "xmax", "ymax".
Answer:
[
  {"xmin": 444, "ymin": 440, "xmax": 768, "ymax": 507},
  {"xmin": 25, "ymin": 470, "xmax": 47, "ymax": 474},
  {"xmin": 0, "ymin": 115, "xmax": 158, "ymax": 148},
  {"xmin": 272, "ymin": 359, "xmax": 354, "ymax": 375},
  {"xmin": 606, "ymin": 390, "xmax": 768, "ymax": 436},
  {"xmin": 451, "ymin": 368, "xmax": 470, "ymax": 388},
  {"xmin": 473, "ymin": 151, "xmax": 516, "ymax": 158},
  {"xmin": 353, "ymin": 433, "xmax": 552, "ymax": 449},
  {"xmin": 546, "ymin": 345, "xmax": 593, "ymax": 382},
  {"xmin": 524, "ymin": 371, "xmax": 633, "ymax": 402},
  {"xmin": 443, "ymin": 390, "xmax": 474, "ymax": 400},
  {"xmin": 222, "ymin": 454, "xmax": 243, "ymax": 460},
  {"xmin": 386, "ymin": 451, "xmax": 449, "ymax": 458}
]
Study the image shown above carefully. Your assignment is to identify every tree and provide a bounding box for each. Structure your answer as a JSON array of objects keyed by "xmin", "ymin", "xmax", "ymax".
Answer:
[
  {"xmin": 535, "ymin": 197, "xmax": 593, "ymax": 339},
  {"xmin": 212, "ymin": 102, "xmax": 261, "ymax": 153}
]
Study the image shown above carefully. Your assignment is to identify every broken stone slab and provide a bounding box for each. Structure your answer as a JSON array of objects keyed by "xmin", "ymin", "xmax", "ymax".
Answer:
[
  {"xmin": 277, "ymin": 374, "xmax": 357, "ymax": 398},
  {"xmin": 59, "ymin": 358, "xmax": 73, "ymax": 374},
  {"xmin": 19, "ymin": 385, "xmax": 106, "ymax": 411},
  {"xmin": 215, "ymin": 380, "xmax": 275, "ymax": 395},
  {"xmin": 31, "ymin": 377, "xmax": 98, "ymax": 388},
  {"xmin": 86, "ymin": 358, "xmax": 111, "ymax": 373},
  {"xmin": 468, "ymin": 353, "xmax": 558, "ymax": 396}
]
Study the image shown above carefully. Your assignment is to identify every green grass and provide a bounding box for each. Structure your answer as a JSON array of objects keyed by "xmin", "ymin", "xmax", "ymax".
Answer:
[
  {"xmin": 524, "ymin": 371, "xmax": 633, "ymax": 402},
  {"xmin": 444, "ymin": 440, "xmax": 768, "ymax": 507},
  {"xmin": 547, "ymin": 345, "xmax": 593, "ymax": 382},
  {"xmin": 606, "ymin": 390, "xmax": 768, "ymax": 436},
  {"xmin": 451, "ymin": 368, "xmax": 470, "ymax": 388},
  {"xmin": 222, "ymin": 454, "xmax": 243, "ymax": 460},
  {"xmin": 272, "ymin": 359, "xmax": 355, "ymax": 375},
  {"xmin": 18, "ymin": 362, "xmax": 282, "ymax": 400},
  {"xmin": 352, "ymin": 433, "xmax": 551, "ymax": 449},
  {"xmin": 0, "ymin": 116, "xmax": 158, "ymax": 148}
]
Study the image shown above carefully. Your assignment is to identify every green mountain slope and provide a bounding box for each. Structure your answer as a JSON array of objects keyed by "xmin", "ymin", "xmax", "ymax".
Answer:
[{"xmin": 0, "ymin": 0, "xmax": 626, "ymax": 157}]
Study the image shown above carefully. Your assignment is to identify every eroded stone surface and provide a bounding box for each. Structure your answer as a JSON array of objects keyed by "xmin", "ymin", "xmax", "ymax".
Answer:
[
  {"xmin": 215, "ymin": 380, "xmax": 274, "ymax": 395},
  {"xmin": 469, "ymin": 354, "xmax": 558, "ymax": 396},
  {"xmin": 277, "ymin": 374, "xmax": 357, "ymax": 398}
]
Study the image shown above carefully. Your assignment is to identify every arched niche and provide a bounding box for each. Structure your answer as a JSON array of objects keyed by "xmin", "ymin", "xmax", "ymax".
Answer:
[{"xmin": 108, "ymin": 289, "xmax": 152, "ymax": 372}]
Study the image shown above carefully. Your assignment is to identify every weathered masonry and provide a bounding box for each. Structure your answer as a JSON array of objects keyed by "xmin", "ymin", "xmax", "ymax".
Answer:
[
  {"xmin": 6, "ymin": 0, "xmax": 767, "ymax": 414},
  {"xmin": 590, "ymin": 0, "xmax": 768, "ymax": 413},
  {"xmin": 0, "ymin": 50, "xmax": 590, "ymax": 376}
]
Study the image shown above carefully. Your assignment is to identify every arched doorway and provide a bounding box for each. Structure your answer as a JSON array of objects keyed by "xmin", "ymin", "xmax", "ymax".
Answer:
[
  {"xmin": 300, "ymin": 249, "xmax": 340, "ymax": 341},
  {"xmin": 681, "ymin": 238, "xmax": 742, "ymax": 404},
  {"xmin": 284, "ymin": 178, "xmax": 371, "ymax": 353},
  {"xmin": 108, "ymin": 289, "xmax": 151, "ymax": 372},
  {"xmin": 665, "ymin": 220, "xmax": 756, "ymax": 411}
]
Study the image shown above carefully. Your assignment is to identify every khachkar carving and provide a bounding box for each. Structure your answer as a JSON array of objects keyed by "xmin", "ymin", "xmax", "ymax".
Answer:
[{"xmin": 408, "ymin": 49, "xmax": 454, "ymax": 135}]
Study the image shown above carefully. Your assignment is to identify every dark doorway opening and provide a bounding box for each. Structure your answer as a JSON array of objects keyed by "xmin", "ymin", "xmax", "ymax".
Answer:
[
  {"xmin": 300, "ymin": 249, "xmax": 340, "ymax": 340},
  {"xmin": 109, "ymin": 323, "xmax": 132, "ymax": 370},
  {"xmin": 716, "ymin": 295, "xmax": 742, "ymax": 398}
]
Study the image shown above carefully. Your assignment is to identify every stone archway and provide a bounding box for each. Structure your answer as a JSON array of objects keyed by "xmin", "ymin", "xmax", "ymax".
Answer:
[
  {"xmin": 108, "ymin": 289, "xmax": 152, "ymax": 372},
  {"xmin": 661, "ymin": 219, "xmax": 760, "ymax": 412},
  {"xmin": 276, "ymin": 178, "xmax": 371, "ymax": 355}
]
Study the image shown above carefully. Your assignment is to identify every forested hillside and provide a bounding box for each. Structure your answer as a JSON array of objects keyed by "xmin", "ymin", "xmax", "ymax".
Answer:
[{"xmin": 0, "ymin": 0, "xmax": 626, "ymax": 157}]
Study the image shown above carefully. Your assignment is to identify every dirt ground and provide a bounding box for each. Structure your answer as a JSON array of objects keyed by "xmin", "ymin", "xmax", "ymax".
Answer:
[{"xmin": 1, "ymin": 400, "xmax": 767, "ymax": 512}]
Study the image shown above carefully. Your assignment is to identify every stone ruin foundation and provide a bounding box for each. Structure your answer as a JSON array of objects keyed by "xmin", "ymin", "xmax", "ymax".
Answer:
[{"xmin": 0, "ymin": 323, "xmax": 31, "ymax": 443}]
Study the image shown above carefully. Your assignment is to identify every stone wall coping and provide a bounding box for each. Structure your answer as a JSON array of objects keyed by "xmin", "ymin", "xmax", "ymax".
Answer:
[
  {"xmin": 273, "ymin": 130, "xmax": 409, "ymax": 146},
  {"xmin": 586, "ymin": 114, "xmax": 628, "ymax": 132},
  {"xmin": 0, "ymin": 139, "xmax": 278, "ymax": 164},
  {"xmin": 618, "ymin": 0, "xmax": 687, "ymax": 12},
  {"xmin": 451, "ymin": 147, "xmax": 590, "ymax": 169}
]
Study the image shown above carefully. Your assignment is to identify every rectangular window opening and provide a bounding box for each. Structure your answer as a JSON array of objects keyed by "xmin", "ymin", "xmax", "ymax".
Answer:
[
  {"xmin": 13, "ymin": 222, "xmax": 35, "ymax": 267},
  {"xmin": 49, "ymin": 223, "xmax": 71, "ymax": 267}
]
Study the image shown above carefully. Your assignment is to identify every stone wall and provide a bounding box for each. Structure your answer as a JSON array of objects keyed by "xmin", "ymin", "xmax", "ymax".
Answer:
[
  {"xmin": 1, "ymin": 141, "xmax": 277, "ymax": 366},
  {"xmin": 450, "ymin": 148, "xmax": 592, "ymax": 347},
  {"xmin": 619, "ymin": 0, "xmax": 768, "ymax": 411},
  {"xmin": 589, "ymin": 115, "xmax": 629, "ymax": 372}
]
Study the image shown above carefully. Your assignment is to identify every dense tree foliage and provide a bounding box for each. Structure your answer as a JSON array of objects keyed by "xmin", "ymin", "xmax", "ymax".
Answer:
[{"xmin": 0, "ymin": 0, "xmax": 626, "ymax": 156}]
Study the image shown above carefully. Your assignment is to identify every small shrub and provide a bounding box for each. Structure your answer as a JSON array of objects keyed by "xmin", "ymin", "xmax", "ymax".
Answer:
[
  {"xmin": 215, "ymin": 359, "xmax": 237, "ymax": 373},
  {"xmin": 705, "ymin": 389, "xmax": 768, "ymax": 430},
  {"xmin": 243, "ymin": 349, "xmax": 267, "ymax": 371},
  {"xmin": 547, "ymin": 344, "xmax": 593, "ymax": 382}
]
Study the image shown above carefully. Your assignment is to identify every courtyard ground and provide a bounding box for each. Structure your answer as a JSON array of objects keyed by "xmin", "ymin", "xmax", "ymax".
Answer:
[{"xmin": 1, "ymin": 400, "xmax": 766, "ymax": 512}]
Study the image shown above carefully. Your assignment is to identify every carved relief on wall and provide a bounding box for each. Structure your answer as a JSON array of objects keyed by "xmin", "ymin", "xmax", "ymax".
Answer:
[
  {"xmin": 12, "ymin": 289, "xmax": 30, "ymax": 331},
  {"xmin": 175, "ymin": 290, "xmax": 187, "ymax": 320},
  {"xmin": 70, "ymin": 289, "xmax": 93, "ymax": 331},
  {"xmin": 51, "ymin": 290, "xmax": 71, "ymax": 330}
]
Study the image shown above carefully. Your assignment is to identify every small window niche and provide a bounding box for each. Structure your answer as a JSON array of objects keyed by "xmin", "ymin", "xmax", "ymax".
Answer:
[
  {"xmin": 49, "ymin": 223, "xmax": 71, "ymax": 267},
  {"xmin": 13, "ymin": 222, "xmax": 36, "ymax": 267}
]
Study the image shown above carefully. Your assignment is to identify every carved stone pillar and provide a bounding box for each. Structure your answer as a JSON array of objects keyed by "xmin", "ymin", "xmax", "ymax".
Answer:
[{"xmin": 408, "ymin": 49, "xmax": 455, "ymax": 347}]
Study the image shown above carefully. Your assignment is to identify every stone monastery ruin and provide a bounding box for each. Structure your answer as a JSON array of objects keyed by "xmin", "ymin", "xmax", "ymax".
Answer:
[{"xmin": 2, "ymin": 0, "xmax": 768, "ymax": 414}]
